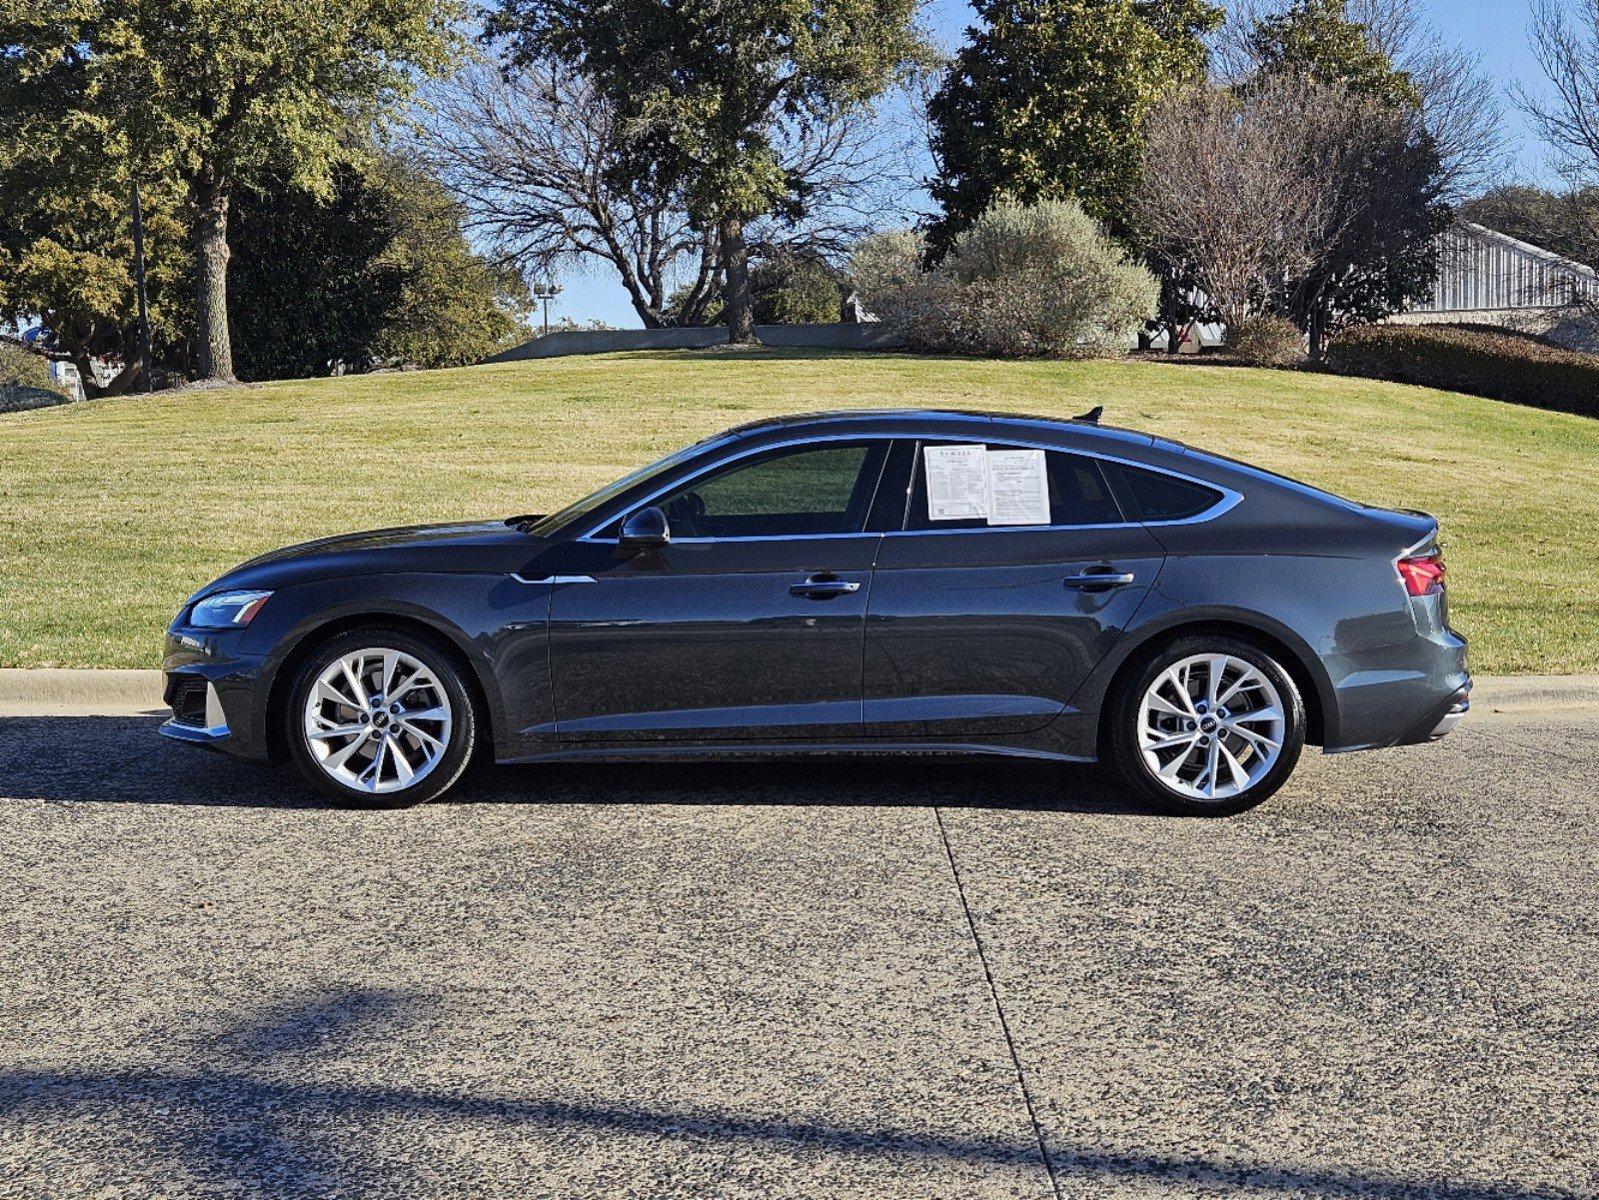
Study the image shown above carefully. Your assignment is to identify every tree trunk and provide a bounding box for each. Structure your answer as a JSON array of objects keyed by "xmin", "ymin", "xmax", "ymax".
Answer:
[
  {"xmin": 130, "ymin": 181, "xmax": 154, "ymax": 391},
  {"xmin": 1156, "ymin": 278, "xmax": 1182, "ymax": 354},
  {"xmin": 192, "ymin": 176, "xmax": 235, "ymax": 382},
  {"xmin": 719, "ymin": 214, "xmax": 756, "ymax": 344},
  {"xmin": 1307, "ymin": 300, "xmax": 1327, "ymax": 361}
]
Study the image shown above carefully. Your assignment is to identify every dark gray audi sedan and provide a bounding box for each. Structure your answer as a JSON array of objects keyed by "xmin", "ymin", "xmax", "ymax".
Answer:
[{"xmin": 161, "ymin": 409, "xmax": 1468, "ymax": 814}]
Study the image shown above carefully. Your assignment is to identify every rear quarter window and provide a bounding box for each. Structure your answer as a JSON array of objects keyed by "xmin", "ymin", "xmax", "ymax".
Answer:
[{"xmin": 1117, "ymin": 464, "xmax": 1224, "ymax": 521}]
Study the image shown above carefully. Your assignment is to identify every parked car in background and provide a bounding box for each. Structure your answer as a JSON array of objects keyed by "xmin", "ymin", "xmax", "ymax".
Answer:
[{"xmin": 161, "ymin": 409, "xmax": 1469, "ymax": 814}]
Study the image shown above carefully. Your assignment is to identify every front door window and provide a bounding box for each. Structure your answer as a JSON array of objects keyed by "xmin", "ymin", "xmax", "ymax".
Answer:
[{"xmin": 652, "ymin": 443, "xmax": 887, "ymax": 539}]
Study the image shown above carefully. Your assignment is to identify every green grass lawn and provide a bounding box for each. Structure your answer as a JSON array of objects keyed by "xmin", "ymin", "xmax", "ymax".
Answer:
[{"xmin": 2, "ymin": 349, "xmax": 1595, "ymax": 673}]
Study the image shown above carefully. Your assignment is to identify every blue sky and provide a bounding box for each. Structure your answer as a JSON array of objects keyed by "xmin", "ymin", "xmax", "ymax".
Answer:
[{"xmin": 553, "ymin": 0, "xmax": 1559, "ymax": 329}]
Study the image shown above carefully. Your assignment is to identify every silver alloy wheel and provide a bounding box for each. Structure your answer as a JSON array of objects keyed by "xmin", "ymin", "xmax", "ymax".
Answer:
[
  {"xmin": 301, "ymin": 647, "xmax": 453, "ymax": 795},
  {"xmin": 1137, "ymin": 653, "xmax": 1286, "ymax": 802}
]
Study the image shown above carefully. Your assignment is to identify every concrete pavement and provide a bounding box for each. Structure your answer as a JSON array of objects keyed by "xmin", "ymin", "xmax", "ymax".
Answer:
[{"xmin": 0, "ymin": 693, "xmax": 1596, "ymax": 1197}]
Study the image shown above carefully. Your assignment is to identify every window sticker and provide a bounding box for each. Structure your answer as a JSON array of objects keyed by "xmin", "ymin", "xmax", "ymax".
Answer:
[
  {"xmin": 985, "ymin": 448, "xmax": 1050, "ymax": 526},
  {"xmin": 923, "ymin": 444, "xmax": 990, "ymax": 520}
]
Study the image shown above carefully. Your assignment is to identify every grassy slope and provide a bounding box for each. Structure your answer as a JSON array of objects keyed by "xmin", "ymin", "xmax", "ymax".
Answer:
[{"xmin": 2, "ymin": 349, "xmax": 1594, "ymax": 673}]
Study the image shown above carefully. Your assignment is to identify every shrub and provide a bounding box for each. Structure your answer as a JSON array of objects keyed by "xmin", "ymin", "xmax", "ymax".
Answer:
[
  {"xmin": 1228, "ymin": 315, "xmax": 1304, "ymax": 366},
  {"xmin": 750, "ymin": 253, "xmax": 847, "ymax": 324},
  {"xmin": 850, "ymin": 199, "xmax": 1158, "ymax": 358},
  {"xmin": 0, "ymin": 339, "xmax": 59, "ymax": 392},
  {"xmin": 849, "ymin": 229, "xmax": 926, "ymax": 317},
  {"xmin": 1323, "ymin": 322, "xmax": 1599, "ymax": 420},
  {"xmin": 0, "ymin": 340, "xmax": 71, "ymax": 412}
]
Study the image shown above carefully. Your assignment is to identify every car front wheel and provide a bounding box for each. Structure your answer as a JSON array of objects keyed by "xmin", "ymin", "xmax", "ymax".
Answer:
[
  {"xmin": 1108, "ymin": 635, "xmax": 1306, "ymax": 816},
  {"xmin": 286, "ymin": 629, "xmax": 476, "ymax": 807}
]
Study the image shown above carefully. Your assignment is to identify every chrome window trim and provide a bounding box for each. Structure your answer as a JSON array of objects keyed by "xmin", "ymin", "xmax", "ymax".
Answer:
[
  {"xmin": 574, "ymin": 430, "xmax": 1242, "ymax": 544},
  {"xmin": 512, "ymin": 574, "xmax": 599, "ymax": 585}
]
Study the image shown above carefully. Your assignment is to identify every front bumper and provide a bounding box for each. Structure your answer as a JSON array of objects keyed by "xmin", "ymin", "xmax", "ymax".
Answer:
[{"xmin": 159, "ymin": 626, "xmax": 272, "ymax": 761}]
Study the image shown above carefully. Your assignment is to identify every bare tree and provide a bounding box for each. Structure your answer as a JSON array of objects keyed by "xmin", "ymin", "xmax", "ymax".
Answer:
[
  {"xmin": 1142, "ymin": 69, "xmax": 1441, "ymax": 355},
  {"xmin": 1524, "ymin": 0, "xmax": 1599, "ymax": 185},
  {"xmin": 755, "ymin": 102, "xmax": 926, "ymax": 259},
  {"xmin": 410, "ymin": 59, "xmax": 719, "ymax": 328},
  {"xmin": 409, "ymin": 55, "xmax": 925, "ymax": 329},
  {"xmin": 1137, "ymin": 76, "xmax": 1325, "ymax": 329}
]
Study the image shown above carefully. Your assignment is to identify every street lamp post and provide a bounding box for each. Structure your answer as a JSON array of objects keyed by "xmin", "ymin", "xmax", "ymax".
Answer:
[{"xmin": 532, "ymin": 281, "xmax": 564, "ymax": 336}]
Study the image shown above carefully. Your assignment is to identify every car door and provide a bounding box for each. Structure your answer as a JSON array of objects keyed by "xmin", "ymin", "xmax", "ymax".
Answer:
[
  {"xmin": 863, "ymin": 438, "xmax": 1166, "ymax": 738},
  {"xmin": 548, "ymin": 439, "xmax": 892, "ymax": 742}
]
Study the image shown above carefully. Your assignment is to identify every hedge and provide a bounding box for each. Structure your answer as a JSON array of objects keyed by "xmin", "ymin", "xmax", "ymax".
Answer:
[{"xmin": 1323, "ymin": 322, "xmax": 1599, "ymax": 420}]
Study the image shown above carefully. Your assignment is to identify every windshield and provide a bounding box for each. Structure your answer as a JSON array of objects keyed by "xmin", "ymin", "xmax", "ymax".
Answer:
[{"xmin": 519, "ymin": 435, "xmax": 730, "ymax": 537}]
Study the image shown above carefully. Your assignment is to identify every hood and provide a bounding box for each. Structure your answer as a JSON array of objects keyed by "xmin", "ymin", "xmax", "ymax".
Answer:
[{"xmin": 190, "ymin": 520, "xmax": 540, "ymax": 602}]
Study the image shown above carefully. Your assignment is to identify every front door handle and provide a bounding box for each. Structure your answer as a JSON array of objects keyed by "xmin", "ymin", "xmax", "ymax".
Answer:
[
  {"xmin": 1064, "ymin": 568, "xmax": 1137, "ymax": 591},
  {"xmin": 790, "ymin": 573, "xmax": 862, "ymax": 600}
]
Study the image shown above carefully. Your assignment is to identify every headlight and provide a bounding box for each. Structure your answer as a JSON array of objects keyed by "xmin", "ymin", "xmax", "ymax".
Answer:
[{"xmin": 189, "ymin": 590, "xmax": 273, "ymax": 629}]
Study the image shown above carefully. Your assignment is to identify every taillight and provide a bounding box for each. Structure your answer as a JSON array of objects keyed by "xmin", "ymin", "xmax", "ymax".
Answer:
[{"xmin": 1397, "ymin": 551, "xmax": 1446, "ymax": 597}]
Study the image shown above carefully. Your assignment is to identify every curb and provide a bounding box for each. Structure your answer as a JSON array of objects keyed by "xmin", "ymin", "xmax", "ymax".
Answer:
[
  {"xmin": 3, "ymin": 668, "xmax": 1599, "ymax": 719},
  {"xmin": 1470, "ymin": 674, "xmax": 1599, "ymax": 713},
  {"xmin": 0, "ymin": 669, "xmax": 165, "ymax": 716}
]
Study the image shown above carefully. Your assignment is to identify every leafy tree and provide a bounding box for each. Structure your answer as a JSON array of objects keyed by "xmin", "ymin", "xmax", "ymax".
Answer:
[
  {"xmin": 228, "ymin": 168, "xmax": 403, "ymax": 381},
  {"xmin": 1248, "ymin": 0, "xmax": 1418, "ymax": 104},
  {"xmin": 229, "ymin": 157, "xmax": 529, "ymax": 380},
  {"xmin": 362, "ymin": 158, "xmax": 532, "ymax": 368},
  {"xmin": 488, "ymin": 0, "xmax": 929, "ymax": 343},
  {"xmin": 1247, "ymin": 0, "xmax": 1446, "ymax": 355},
  {"xmin": 0, "ymin": 36, "xmax": 190, "ymax": 393},
  {"xmin": 4, "ymin": 0, "xmax": 461, "ymax": 383},
  {"xmin": 926, "ymin": 0, "xmax": 1221, "ymax": 256}
]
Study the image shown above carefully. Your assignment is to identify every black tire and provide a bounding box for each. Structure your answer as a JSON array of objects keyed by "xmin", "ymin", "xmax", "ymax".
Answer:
[
  {"xmin": 285, "ymin": 628, "xmax": 477, "ymax": 808},
  {"xmin": 1106, "ymin": 634, "xmax": 1305, "ymax": 817}
]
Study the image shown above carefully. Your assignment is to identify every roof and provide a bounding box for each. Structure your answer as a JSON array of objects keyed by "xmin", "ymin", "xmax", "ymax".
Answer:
[
  {"xmin": 722, "ymin": 408, "xmax": 1158, "ymax": 449},
  {"xmin": 1455, "ymin": 222, "xmax": 1599, "ymax": 284}
]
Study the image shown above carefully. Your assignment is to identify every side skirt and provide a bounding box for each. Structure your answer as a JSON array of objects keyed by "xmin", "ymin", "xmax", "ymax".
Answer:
[{"xmin": 496, "ymin": 740, "xmax": 1097, "ymax": 766}]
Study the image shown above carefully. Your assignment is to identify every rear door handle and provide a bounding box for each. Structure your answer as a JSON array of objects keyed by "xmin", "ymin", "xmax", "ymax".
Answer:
[
  {"xmin": 1064, "ymin": 569, "xmax": 1136, "ymax": 590},
  {"xmin": 790, "ymin": 573, "xmax": 862, "ymax": 600}
]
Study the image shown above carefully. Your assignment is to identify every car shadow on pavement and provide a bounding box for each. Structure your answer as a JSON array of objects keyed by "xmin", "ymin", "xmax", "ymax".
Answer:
[
  {"xmin": 0, "ymin": 987, "xmax": 1577, "ymax": 1200},
  {"xmin": 0, "ymin": 714, "xmax": 1163, "ymax": 814}
]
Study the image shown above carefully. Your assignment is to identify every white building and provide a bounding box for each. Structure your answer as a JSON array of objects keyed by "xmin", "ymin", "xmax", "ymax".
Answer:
[{"xmin": 1389, "ymin": 221, "xmax": 1599, "ymax": 349}]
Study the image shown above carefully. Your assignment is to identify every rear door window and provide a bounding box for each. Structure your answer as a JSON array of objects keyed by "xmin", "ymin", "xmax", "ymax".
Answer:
[{"xmin": 906, "ymin": 442, "xmax": 1125, "ymax": 531}]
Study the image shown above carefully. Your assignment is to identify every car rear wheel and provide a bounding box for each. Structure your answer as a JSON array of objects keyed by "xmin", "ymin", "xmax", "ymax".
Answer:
[
  {"xmin": 1108, "ymin": 635, "xmax": 1305, "ymax": 816},
  {"xmin": 286, "ymin": 629, "xmax": 476, "ymax": 808}
]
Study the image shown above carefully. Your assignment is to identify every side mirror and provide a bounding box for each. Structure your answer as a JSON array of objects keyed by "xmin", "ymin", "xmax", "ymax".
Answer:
[{"xmin": 619, "ymin": 506, "xmax": 671, "ymax": 550}]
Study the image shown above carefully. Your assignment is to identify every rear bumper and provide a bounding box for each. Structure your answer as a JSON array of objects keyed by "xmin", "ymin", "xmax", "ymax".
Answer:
[
  {"xmin": 1328, "ymin": 630, "xmax": 1469, "ymax": 751},
  {"xmin": 1424, "ymin": 687, "xmax": 1471, "ymax": 740},
  {"xmin": 1380, "ymin": 681, "xmax": 1470, "ymax": 749}
]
